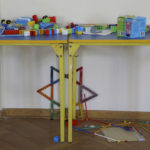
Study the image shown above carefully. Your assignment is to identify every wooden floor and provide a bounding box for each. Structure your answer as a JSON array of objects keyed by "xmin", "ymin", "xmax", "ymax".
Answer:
[{"xmin": 0, "ymin": 118, "xmax": 150, "ymax": 150}]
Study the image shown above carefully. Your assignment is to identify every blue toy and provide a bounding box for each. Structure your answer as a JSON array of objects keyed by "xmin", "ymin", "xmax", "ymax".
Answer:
[
  {"xmin": 39, "ymin": 23, "xmax": 54, "ymax": 29},
  {"xmin": 53, "ymin": 136, "xmax": 60, "ymax": 143},
  {"xmin": 16, "ymin": 17, "xmax": 32, "ymax": 27},
  {"xmin": 75, "ymin": 26, "xmax": 85, "ymax": 32},
  {"xmin": 125, "ymin": 17, "xmax": 146, "ymax": 39},
  {"xmin": 1, "ymin": 23, "xmax": 8, "ymax": 28},
  {"xmin": 0, "ymin": 26, "xmax": 5, "ymax": 35}
]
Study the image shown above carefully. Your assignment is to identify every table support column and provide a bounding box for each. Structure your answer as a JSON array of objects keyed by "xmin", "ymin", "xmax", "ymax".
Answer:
[
  {"xmin": 68, "ymin": 44, "xmax": 80, "ymax": 143},
  {"xmin": 72, "ymin": 54, "xmax": 77, "ymax": 119},
  {"xmin": 52, "ymin": 44, "xmax": 65, "ymax": 142}
]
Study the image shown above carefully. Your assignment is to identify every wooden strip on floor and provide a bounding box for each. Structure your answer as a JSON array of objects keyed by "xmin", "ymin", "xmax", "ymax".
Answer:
[{"xmin": 1, "ymin": 109, "xmax": 150, "ymax": 120}]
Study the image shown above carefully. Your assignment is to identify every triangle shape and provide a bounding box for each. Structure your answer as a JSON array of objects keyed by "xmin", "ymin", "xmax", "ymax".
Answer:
[
  {"xmin": 50, "ymin": 66, "xmax": 60, "ymax": 85},
  {"xmin": 80, "ymin": 85, "xmax": 98, "ymax": 103},
  {"xmin": 37, "ymin": 84, "xmax": 53, "ymax": 100},
  {"xmin": 37, "ymin": 83, "xmax": 60, "ymax": 107},
  {"xmin": 65, "ymin": 66, "xmax": 83, "ymax": 85},
  {"xmin": 76, "ymin": 67, "xmax": 83, "ymax": 85}
]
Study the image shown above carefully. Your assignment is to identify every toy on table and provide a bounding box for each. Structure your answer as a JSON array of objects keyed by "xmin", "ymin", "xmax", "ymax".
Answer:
[
  {"xmin": 0, "ymin": 15, "xmax": 59, "ymax": 37},
  {"xmin": 0, "ymin": 14, "xmax": 148, "ymax": 38},
  {"xmin": 117, "ymin": 15, "xmax": 146, "ymax": 39}
]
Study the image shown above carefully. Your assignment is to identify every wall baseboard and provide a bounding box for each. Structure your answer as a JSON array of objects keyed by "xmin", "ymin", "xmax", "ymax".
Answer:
[
  {"xmin": 1, "ymin": 108, "xmax": 150, "ymax": 120},
  {"xmin": 87, "ymin": 110, "xmax": 150, "ymax": 120},
  {"xmin": 2, "ymin": 109, "xmax": 50, "ymax": 119},
  {"xmin": 0, "ymin": 110, "xmax": 2, "ymax": 119}
]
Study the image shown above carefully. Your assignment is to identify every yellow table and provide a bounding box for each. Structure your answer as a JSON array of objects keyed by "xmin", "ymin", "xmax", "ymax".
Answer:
[
  {"xmin": 0, "ymin": 35, "xmax": 67, "ymax": 143},
  {"xmin": 68, "ymin": 33, "xmax": 150, "ymax": 142},
  {"xmin": 2, "ymin": 33, "xmax": 150, "ymax": 143}
]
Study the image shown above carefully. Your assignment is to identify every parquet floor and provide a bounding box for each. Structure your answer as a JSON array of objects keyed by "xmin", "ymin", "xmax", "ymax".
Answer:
[{"xmin": 0, "ymin": 118, "xmax": 150, "ymax": 150}]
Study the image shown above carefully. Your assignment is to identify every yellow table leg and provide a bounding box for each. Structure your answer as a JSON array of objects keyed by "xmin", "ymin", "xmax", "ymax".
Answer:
[
  {"xmin": 52, "ymin": 44, "xmax": 65, "ymax": 142},
  {"xmin": 68, "ymin": 44, "xmax": 80, "ymax": 143},
  {"xmin": 72, "ymin": 54, "xmax": 77, "ymax": 119}
]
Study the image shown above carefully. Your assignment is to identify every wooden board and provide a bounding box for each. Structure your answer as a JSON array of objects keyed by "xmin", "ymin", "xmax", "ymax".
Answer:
[{"xmin": 1, "ymin": 109, "xmax": 150, "ymax": 120}]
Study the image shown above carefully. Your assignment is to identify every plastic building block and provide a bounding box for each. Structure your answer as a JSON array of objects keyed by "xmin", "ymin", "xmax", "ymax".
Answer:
[
  {"xmin": 75, "ymin": 31, "xmax": 82, "ymax": 35},
  {"xmin": 20, "ymin": 26, "xmax": 26, "ymax": 30},
  {"xmin": 75, "ymin": 26, "xmax": 85, "ymax": 32},
  {"xmin": 32, "ymin": 15, "xmax": 38, "ymax": 23},
  {"xmin": 110, "ymin": 25, "xmax": 117, "ymax": 32},
  {"xmin": 33, "ymin": 24, "xmax": 39, "ymax": 30},
  {"xmin": 66, "ymin": 25, "xmax": 70, "ymax": 29},
  {"xmin": 53, "ymin": 136, "xmax": 60, "ymax": 143},
  {"xmin": 16, "ymin": 17, "xmax": 32, "ymax": 27},
  {"xmin": 42, "ymin": 15, "xmax": 48, "ymax": 19},
  {"xmin": 1, "ymin": 23, "xmax": 8, "ymax": 28},
  {"xmin": 61, "ymin": 28, "xmax": 68, "ymax": 35},
  {"xmin": 24, "ymin": 31, "xmax": 30, "ymax": 36},
  {"xmin": 30, "ymin": 30, "xmax": 36, "ymax": 36},
  {"xmin": 70, "ymin": 22, "xmax": 75, "ymax": 28},
  {"xmin": 44, "ymin": 29, "xmax": 49, "ymax": 35},
  {"xmin": 42, "ymin": 17, "xmax": 50, "ymax": 23},
  {"xmin": 19, "ymin": 30, "xmax": 24, "ymax": 35},
  {"xmin": 67, "ymin": 29, "xmax": 72, "ymax": 34},
  {"xmin": 51, "ymin": 29, "xmax": 55, "ymax": 35},
  {"xmin": 53, "ymin": 24, "xmax": 58, "ymax": 29},
  {"xmin": 4, "ymin": 30, "xmax": 19, "ymax": 35},
  {"xmin": 55, "ymin": 29, "xmax": 60, "ymax": 34},
  {"xmin": 1, "ymin": 19, "xmax": 5, "ymax": 23},
  {"xmin": 96, "ymin": 25, "xmax": 106, "ymax": 30},
  {"xmin": 39, "ymin": 29, "xmax": 44, "ymax": 35},
  {"xmin": 54, "ymin": 29, "xmax": 57, "ymax": 34},
  {"xmin": 39, "ymin": 22, "xmax": 54, "ymax": 29},
  {"xmin": 72, "ymin": 28, "xmax": 75, "ymax": 34},
  {"xmin": 49, "ymin": 16, "xmax": 56, "ymax": 23},
  {"xmin": 0, "ymin": 26, "xmax": 5, "ymax": 35},
  {"xmin": 27, "ymin": 21, "xmax": 35, "ymax": 27}
]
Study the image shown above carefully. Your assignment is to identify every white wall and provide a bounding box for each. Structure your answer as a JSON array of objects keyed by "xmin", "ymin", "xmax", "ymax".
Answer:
[
  {"xmin": 0, "ymin": 0, "xmax": 2, "ymax": 110},
  {"xmin": 1, "ymin": 0, "xmax": 150, "ymax": 111}
]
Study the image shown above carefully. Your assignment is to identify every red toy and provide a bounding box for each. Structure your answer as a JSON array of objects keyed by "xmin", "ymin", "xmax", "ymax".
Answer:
[
  {"xmin": 4, "ymin": 30, "xmax": 19, "ymax": 35},
  {"xmin": 49, "ymin": 16, "xmax": 56, "ymax": 23},
  {"xmin": 70, "ymin": 22, "xmax": 75, "ymax": 28},
  {"xmin": 44, "ymin": 30, "xmax": 49, "ymax": 35},
  {"xmin": 32, "ymin": 15, "xmax": 38, "ymax": 24},
  {"xmin": 30, "ymin": 30, "xmax": 36, "ymax": 36},
  {"xmin": 65, "ymin": 119, "xmax": 79, "ymax": 127},
  {"xmin": 51, "ymin": 29, "xmax": 55, "ymax": 35},
  {"xmin": 66, "ymin": 25, "xmax": 70, "ymax": 29}
]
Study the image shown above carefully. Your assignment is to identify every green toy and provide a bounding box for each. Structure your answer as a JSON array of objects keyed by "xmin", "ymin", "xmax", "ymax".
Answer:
[
  {"xmin": 96, "ymin": 25, "xmax": 106, "ymax": 30},
  {"xmin": 53, "ymin": 24, "xmax": 58, "ymax": 29},
  {"xmin": 110, "ymin": 26, "xmax": 117, "ymax": 32},
  {"xmin": 42, "ymin": 17, "xmax": 50, "ymax": 23},
  {"xmin": 33, "ymin": 24, "xmax": 39, "ymax": 30}
]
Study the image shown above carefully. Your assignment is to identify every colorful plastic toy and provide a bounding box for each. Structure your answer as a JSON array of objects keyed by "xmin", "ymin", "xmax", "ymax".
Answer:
[
  {"xmin": 16, "ymin": 17, "xmax": 32, "ymax": 27},
  {"xmin": 0, "ymin": 14, "xmax": 148, "ymax": 39},
  {"xmin": 53, "ymin": 136, "xmax": 60, "ymax": 143},
  {"xmin": 0, "ymin": 26, "xmax": 5, "ymax": 35},
  {"xmin": 32, "ymin": 15, "xmax": 38, "ymax": 23}
]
